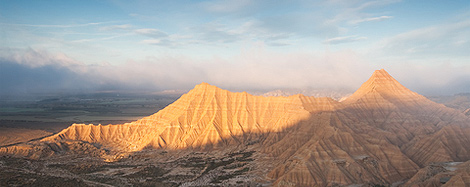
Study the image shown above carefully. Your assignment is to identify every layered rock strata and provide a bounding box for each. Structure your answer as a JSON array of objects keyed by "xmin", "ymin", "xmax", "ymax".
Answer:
[{"xmin": 2, "ymin": 69, "xmax": 470, "ymax": 186}]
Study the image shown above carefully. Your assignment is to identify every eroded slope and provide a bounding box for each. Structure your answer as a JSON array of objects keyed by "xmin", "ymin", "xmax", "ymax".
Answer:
[
  {"xmin": 2, "ymin": 69, "xmax": 470, "ymax": 186},
  {"xmin": 42, "ymin": 83, "xmax": 341, "ymax": 152}
]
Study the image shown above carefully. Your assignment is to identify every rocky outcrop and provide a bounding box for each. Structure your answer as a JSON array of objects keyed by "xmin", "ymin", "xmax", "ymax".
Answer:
[
  {"xmin": 42, "ymin": 83, "xmax": 341, "ymax": 152},
  {"xmin": 3, "ymin": 69, "xmax": 470, "ymax": 186},
  {"xmin": 405, "ymin": 161, "xmax": 470, "ymax": 186},
  {"xmin": 464, "ymin": 108, "xmax": 470, "ymax": 116}
]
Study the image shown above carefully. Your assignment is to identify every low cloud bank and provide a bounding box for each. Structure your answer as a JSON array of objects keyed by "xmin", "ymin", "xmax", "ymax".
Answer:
[{"xmin": 1, "ymin": 48, "xmax": 469, "ymax": 97}]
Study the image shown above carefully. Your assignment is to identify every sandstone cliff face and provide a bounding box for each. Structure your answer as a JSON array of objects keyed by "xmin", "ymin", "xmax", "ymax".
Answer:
[{"xmin": 3, "ymin": 69, "xmax": 470, "ymax": 186}]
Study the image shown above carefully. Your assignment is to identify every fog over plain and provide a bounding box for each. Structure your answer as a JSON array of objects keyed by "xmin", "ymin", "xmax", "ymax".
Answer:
[{"xmin": 1, "ymin": 0, "xmax": 469, "ymax": 96}]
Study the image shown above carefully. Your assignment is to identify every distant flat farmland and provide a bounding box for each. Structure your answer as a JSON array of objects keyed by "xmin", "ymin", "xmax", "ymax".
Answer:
[
  {"xmin": 0, "ymin": 127, "xmax": 52, "ymax": 146},
  {"xmin": 0, "ymin": 92, "xmax": 181, "ymax": 144}
]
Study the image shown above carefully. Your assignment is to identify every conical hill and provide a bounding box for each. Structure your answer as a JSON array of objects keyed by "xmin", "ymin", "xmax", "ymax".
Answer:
[{"xmin": 2, "ymin": 69, "xmax": 469, "ymax": 186}]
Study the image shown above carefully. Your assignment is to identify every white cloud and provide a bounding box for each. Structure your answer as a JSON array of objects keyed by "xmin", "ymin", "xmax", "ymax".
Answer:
[
  {"xmin": 325, "ymin": 0, "xmax": 400, "ymax": 26},
  {"xmin": 350, "ymin": 16, "xmax": 393, "ymax": 24},
  {"xmin": 2, "ymin": 47, "xmax": 470, "ymax": 95},
  {"xmin": 71, "ymin": 33, "xmax": 133, "ymax": 43},
  {"xmin": 141, "ymin": 39, "xmax": 163, "ymax": 45},
  {"xmin": 99, "ymin": 24, "xmax": 133, "ymax": 31},
  {"xmin": 191, "ymin": 22, "xmax": 241, "ymax": 44},
  {"xmin": 0, "ymin": 47, "xmax": 373, "ymax": 93},
  {"xmin": 135, "ymin": 28, "xmax": 168, "ymax": 38},
  {"xmin": 323, "ymin": 35, "xmax": 367, "ymax": 44},
  {"xmin": 355, "ymin": 0, "xmax": 402, "ymax": 10},
  {"xmin": 203, "ymin": 0, "xmax": 253, "ymax": 13},
  {"xmin": 0, "ymin": 22, "xmax": 106, "ymax": 28},
  {"xmin": 376, "ymin": 20, "xmax": 470, "ymax": 57},
  {"xmin": 134, "ymin": 28, "xmax": 175, "ymax": 46},
  {"xmin": 141, "ymin": 39, "xmax": 173, "ymax": 46},
  {"xmin": 0, "ymin": 48, "xmax": 82, "ymax": 68},
  {"xmin": 188, "ymin": 0, "xmax": 401, "ymax": 47}
]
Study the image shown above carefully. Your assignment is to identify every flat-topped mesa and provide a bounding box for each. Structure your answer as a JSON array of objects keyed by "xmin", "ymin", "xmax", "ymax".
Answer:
[{"xmin": 343, "ymin": 69, "xmax": 426, "ymax": 105}]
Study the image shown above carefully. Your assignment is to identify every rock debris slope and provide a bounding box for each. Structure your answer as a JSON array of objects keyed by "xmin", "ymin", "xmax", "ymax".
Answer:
[{"xmin": 2, "ymin": 69, "xmax": 470, "ymax": 186}]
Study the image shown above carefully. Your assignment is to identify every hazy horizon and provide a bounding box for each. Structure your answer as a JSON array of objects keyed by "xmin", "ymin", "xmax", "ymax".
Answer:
[{"xmin": 1, "ymin": 0, "xmax": 469, "ymax": 96}]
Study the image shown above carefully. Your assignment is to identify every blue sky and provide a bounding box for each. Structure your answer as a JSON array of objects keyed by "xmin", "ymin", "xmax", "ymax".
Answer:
[{"xmin": 1, "ymin": 0, "xmax": 469, "ymax": 95}]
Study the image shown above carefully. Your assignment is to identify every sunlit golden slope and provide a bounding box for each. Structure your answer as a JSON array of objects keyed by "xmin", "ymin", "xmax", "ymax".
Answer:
[
  {"xmin": 267, "ymin": 69, "xmax": 470, "ymax": 186},
  {"xmin": 42, "ymin": 82, "xmax": 341, "ymax": 151},
  {"xmin": 3, "ymin": 69, "xmax": 470, "ymax": 186}
]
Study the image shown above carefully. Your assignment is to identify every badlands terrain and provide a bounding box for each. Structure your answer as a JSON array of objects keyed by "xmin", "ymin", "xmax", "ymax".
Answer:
[{"xmin": 1, "ymin": 69, "xmax": 470, "ymax": 186}]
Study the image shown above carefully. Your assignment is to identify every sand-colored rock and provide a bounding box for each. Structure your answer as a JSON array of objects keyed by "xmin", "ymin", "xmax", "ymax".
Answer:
[
  {"xmin": 464, "ymin": 108, "xmax": 470, "ymax": 116},
  {"xmin": 402, "ymin": 125, "xmax": 470, "ymax": 166},
  {"xmin": 405, "ymin": 161, "xmax": 470, "ymax": 186},
  {"xmin": 344, "ymin": 69, "xmax": 425, "ymax": 104},
  {"xmin": 42, "ymin": 83, "xmax": 341, "ymax": 151},
  {"xmin": 2, "ymin": 69, "xmax": 470, "ymax": 186},
  {"xmin": 443, "ymin": 161, "xmax": 470, "ymax": 186}
]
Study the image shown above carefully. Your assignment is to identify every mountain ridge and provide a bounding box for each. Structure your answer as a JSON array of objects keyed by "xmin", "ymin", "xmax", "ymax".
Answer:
[{"xmin": 2, "ymin": 69, "xmax": 470, "ymax": 186}]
